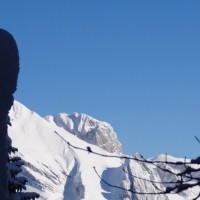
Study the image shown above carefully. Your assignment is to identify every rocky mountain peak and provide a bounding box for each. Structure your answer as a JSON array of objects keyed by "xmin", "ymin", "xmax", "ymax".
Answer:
[{"xmin": 45, "ymin": 112, "xmax": 122, "ymax": 155}]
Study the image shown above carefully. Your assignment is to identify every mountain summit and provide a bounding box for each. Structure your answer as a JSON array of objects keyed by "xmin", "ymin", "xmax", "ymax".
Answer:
[{"xmin": 45, "ymin": 112, "xmax": 122, "ymax": 155}]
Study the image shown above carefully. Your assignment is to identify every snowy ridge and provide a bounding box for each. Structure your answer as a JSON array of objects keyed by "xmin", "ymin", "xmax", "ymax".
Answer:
[
  {"xmin": 45, "ymin": 112, "xmax": 122, "ymax": 155},
  {"xmin": 8, "ymin": 101, "xmax": 199, "ymax": 200}
]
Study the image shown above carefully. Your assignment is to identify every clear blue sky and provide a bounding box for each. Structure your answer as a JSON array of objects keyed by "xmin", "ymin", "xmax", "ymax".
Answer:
[{"xmin": 1, "ymin": 1, "xmax": 200, "ymax": 158}]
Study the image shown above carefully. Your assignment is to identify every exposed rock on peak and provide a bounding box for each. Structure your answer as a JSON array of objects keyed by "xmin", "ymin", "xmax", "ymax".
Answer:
[{"xmin": 45, "ymin": 112, "xmax": 122, "ymax": 155}]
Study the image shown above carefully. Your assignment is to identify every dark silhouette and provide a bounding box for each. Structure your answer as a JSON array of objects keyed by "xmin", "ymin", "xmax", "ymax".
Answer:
[
  {"xmin": 0, "ymin": 29, "xmax": 39, "ymax": 199},
  {"xmin": 0, "ymin": 28, "xmax": 19, "ymax": 199}
]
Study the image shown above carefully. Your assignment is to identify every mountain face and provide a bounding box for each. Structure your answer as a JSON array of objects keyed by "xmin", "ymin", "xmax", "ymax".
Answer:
[
  {"xmin": 8, "ymin": 101, "xmax": 199, "ymax": 200},
  {"xmin": 45, "ymin": 113, "xmax": 122, "ymax": 155}
]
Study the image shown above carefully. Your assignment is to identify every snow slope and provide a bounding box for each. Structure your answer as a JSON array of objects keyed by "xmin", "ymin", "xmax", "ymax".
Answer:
[{"xmin": 8, "ymin": 101, "xmax": 199, "ymax": 200}]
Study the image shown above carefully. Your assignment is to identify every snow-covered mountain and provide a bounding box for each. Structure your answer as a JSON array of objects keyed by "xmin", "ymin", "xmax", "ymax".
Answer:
[
  {"xmin": 8, "ymin": 101, "xmax": 199, "ymax": 200},
  {"xmin": 45, "ymin": 112, "xmax": 122, "ymax": 155}
]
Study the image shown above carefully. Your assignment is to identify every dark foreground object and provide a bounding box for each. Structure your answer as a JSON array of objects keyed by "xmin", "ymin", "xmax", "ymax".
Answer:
[{"xmin": 0, "ymin": 29, "xmax": 19, "ymax": 199}]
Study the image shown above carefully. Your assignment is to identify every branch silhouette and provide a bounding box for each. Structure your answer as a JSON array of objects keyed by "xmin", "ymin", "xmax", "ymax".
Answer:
[
  {"xmin": 93, "ymin": 166, "xmax": 168, "ymax": 195},
  {"xmin": 54, "ymin": 130, "xmax": 200, "ymax": 199}
]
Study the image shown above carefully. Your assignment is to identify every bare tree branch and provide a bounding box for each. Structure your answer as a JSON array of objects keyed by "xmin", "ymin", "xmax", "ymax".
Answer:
[{"xmin": 54, "ymin": 130, "xmax": 200, "ymax": 198}]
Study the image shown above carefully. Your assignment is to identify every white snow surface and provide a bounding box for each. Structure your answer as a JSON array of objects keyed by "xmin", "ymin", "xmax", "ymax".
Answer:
[{"xmin": 8, "ymin": 101, "xmax": 199, "ymax": 200}]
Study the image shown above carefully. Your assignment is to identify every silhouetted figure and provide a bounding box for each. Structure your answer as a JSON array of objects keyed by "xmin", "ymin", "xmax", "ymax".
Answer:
[{"xmin": 0, "ymin": 29, "xmax": 19, "ymax": 199}]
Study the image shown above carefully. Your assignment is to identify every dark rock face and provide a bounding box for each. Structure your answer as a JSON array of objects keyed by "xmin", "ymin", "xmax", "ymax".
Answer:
[{"xmin": 0, "ymin": 29, "xmax": 19, "ymax": 199}]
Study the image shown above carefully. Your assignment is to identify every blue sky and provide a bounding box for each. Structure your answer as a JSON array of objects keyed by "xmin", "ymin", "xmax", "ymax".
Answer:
[{"xmin": 1, "ymin": 1, "xmax": 200, "ymax": 158}]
